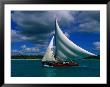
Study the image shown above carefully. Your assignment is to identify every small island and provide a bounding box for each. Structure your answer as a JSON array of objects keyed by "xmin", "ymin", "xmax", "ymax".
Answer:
[{"xmin": 11, "ymin": 55, "xmax": 43, "ymax": 60}]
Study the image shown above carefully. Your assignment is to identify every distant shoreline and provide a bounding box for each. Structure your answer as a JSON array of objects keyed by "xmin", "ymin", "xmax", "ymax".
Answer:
[
  {"xmin": 11, "ymin": 59, "xmax": 41, "ymax": 60},
  {"xmin": 11, "ymin": 55, "xmax": 43, "ymax": 60}
]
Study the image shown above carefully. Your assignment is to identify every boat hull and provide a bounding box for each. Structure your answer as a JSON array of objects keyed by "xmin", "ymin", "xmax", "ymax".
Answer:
[{"xmin": 42, "ymin": 61, "xmax": 79, "ymax": 67}]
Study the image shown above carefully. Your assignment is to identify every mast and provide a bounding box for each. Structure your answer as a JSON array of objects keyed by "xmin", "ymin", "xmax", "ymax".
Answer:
[{"xmin": 54, "ymin": 18, "xmax": 57, "ymax": 59}]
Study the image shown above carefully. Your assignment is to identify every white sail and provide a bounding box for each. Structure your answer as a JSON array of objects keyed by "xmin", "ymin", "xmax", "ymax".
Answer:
[
  {"xmin": 55, "ymin": 19, "xmax": 96, "ymax": 60},
  {"xmin": 42, "ymin": 19, "xmax": 96, "ymax": 62},
  {"xmin": 42, "ymin": 36, "xmax": 56, "ymax": 62}
]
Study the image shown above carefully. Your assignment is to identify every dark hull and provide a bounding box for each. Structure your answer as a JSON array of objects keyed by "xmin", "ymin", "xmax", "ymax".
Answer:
[{"xmin": 42, "ymin": 61, "xmax": 79, "ymax": 67}]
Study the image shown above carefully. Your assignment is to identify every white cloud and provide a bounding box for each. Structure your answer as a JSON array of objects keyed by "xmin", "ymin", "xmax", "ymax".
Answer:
[
  {"xmin": 20, "ymin": 45, "xmax": 39, "ymax": 53},
  {"xmin": 64, "ymin": 32, "xmax": 70, "ymax": 38},
  {"xmin": 11, "ymin": 49, "xmax": 21, "ymax": 55},
  {"xmin": 21, "ymin": 45, "xmax": 26, "ymax": 49},
  {"xmin": 79, "ymin": 20, "xmax": 99, "ymax": 32},
  {"xmin": 50, "ymin": 11, "xmax": 74, "ymax": 21},
  {"xmin": 11, "ymin": 30, "xmax": 34, "ymax": 42},
  {"xmin": 69, "ymin": 11, "xmax": 100, "ymax": 33},
  {"xmin": 12, "ymin": 45, "xmax": 39, "ymax": 55},
  {"xmin": 93, "ymin": 42, "xmax": 100, "ymax": 50}
]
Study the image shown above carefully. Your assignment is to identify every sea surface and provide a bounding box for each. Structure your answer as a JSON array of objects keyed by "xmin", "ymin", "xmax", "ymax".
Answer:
[{"xmin": 11, "ymin": 59, "xmax": 100, "ymax": 77}]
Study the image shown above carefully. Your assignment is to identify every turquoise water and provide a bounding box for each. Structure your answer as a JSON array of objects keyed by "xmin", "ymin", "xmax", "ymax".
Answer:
[{"xmin": 11, "ymin": 59, "xmax": 100, "ymax": 77}]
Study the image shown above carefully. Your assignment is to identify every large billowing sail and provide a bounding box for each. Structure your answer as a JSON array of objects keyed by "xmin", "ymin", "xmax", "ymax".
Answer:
[
  {"xmin": 42, "ymin": 19, "xmax": 96, "ymax": 62},
  {"xmin": 42, "ymin": 36, "xmax": 56, "ymax": 62},
  {"xmin": 55, "ymin": 19, "xmax": 96, "ymax": 60}
]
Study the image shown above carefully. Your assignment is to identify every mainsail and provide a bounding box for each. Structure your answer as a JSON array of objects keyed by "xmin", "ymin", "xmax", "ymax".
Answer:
[
  {"xmin": 55, "ymin": 19, "xmax": 96, "ymax": 60},
  {"xmin": 42, "ymin": 19, "xmax": 96, "ymax": 62}
]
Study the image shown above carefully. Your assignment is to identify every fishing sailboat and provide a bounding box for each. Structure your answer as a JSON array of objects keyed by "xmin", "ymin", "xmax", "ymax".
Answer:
[{"xmin": 42, "ymin": 19, "xmax": 96, "ymax": 67}]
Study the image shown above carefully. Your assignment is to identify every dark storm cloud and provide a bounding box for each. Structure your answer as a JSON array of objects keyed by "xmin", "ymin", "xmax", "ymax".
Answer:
[
  {"xmin": 11, "ymin": 11, "xmax": 100, "ymax": 46},
  {"xmin": 75, "ymin": 11, "xmax": 100, "ymax": 22},
  {"xmin": 11, "ymin": 11, "xmax": 74, "ymax": 45},
  {"xmin": 69, "ymin": 11, "xmax": 100, "ymax": 33}
]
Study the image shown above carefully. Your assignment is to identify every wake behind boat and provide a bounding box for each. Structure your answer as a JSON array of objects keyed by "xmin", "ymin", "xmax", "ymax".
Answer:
[{"xmin": 42, "ymin": 19, "xmax": 96, "ymax": 67}]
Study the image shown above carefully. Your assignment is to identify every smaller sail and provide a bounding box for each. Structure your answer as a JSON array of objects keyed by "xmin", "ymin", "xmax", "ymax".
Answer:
[{"xmin": 42, "ymin": 36, "xmax": 56, "ymax": 62}]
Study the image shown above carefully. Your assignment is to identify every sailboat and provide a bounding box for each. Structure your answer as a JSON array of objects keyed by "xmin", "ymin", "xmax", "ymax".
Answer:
[{"xmin": 42, "ymin": 19, "xmax": 96, "ymax": 67}]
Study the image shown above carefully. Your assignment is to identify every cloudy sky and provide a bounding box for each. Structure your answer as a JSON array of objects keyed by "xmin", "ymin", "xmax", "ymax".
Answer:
[{"xmin": 11, "ymin": 11, "xmax": 100, "ymax": 56}]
